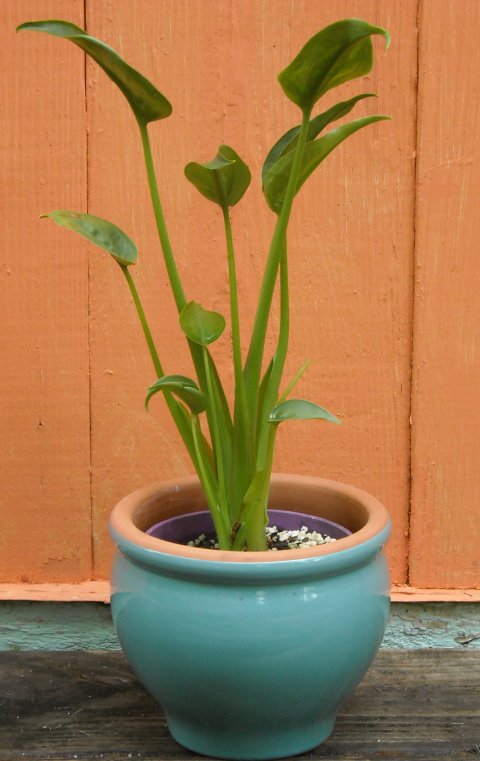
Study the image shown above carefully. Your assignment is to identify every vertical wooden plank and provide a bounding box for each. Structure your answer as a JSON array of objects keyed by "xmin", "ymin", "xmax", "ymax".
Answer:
[
  {"xmin": 86, "ymin": 0, "xmax": 416, "ymax": 582},
  {"xmin": 411, "ymin": 0, "xmax": 480, "ymax": 588},
  {"xmin": 0, "ymin": 1, "xmax": 91, "ymax": 582}
]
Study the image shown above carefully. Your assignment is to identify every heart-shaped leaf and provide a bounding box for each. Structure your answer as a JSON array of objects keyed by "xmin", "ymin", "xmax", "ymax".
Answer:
[
  {"xmin": 184, "ymin": 145, "xmax": 250, "ymax": 209},
  {"xmin": 261, "ymin": 93, "xmax": 375, "ymax": 184},
  {"xmin": 17, "ymin": 20, "xmax": 172, "ymax": 124},
  {"xmin": 278, "ymin": 19, "xmax": 390, "ymax": 112},
  {"xmin": 41, "ymin": 210, "xmax": 137, "ymax": 266},
  {"xmin": 179, "ymin": 301, "xmax": 226, "ymax": 346},
  {"xmin": 263, "ymin": 115, "xmax": 390, "ymax": 213},
  {"xmin": 146, "ymin": 375, "xmax": 207, "ymax": 415},
  {"xmin": 269, "ymin": 399, "xmax": 340, "ymax": 425}
]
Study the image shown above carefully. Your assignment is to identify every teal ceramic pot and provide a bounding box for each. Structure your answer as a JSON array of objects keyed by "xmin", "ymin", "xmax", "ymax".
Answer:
[{"xmin": 110, "ymin": 474, "xmax": 391, "ymax": 761}]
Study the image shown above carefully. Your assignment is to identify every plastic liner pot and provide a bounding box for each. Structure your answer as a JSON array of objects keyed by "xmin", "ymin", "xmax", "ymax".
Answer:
[
  {"xmin": 145, "ymin": 508, "xmax": 352, "ymax": 543},
  {"xmin": 109, "ymin": 473, "xmax": 391, "ymax": 761}
]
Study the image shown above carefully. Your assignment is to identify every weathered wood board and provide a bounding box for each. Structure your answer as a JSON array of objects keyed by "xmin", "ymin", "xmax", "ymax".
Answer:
[
  {"xmin": 2, "ymin": 0, "xmax": 479, "ymax": 593},
  {"xmin": 0, "ymin": 0, "xmax": 91, "ymax": 582},
  {"xmin": 1, "ymin": 650, "xmax": 479, "ymax": 759},
  {"xmin": 410, "ymin": 0, "xmax": 480, "ymax": 588},
  {"xmin": 85, "ymin": 0, "xmax": 416, "ymax": 583}
]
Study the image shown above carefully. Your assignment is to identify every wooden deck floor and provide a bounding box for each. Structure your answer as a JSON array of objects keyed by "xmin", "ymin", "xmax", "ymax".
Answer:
[{"xmin": 1, "ymin": 650, "xmax": 479, "ymax": 760}]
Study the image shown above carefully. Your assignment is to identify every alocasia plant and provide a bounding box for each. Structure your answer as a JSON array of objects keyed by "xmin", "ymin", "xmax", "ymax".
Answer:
[{"xmin": 18, "ymin": 18, "xmax": 390, "ymax": 551}]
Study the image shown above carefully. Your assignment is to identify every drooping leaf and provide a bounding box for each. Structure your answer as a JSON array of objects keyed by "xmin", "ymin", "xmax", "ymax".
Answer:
[
  {"xmin": 263, "ymin": 115, "xmax": 390, "ymax": 213},
  {"xmin": 41, "ymin": 210, "xmax": 137, "ymax": 265},
  {"xmin": 146, "ymin": 375, "xmax": 207, "ymax": 415},
  {"xmin": 261, "ymin": 93, "xmax": 375, "ymax": 184},
  {"xmin": 269, "ymin": 399, "xmax": 340, "ymax": 425},
  {"xmin": 184, "ymin": 145, "xmax": 251, "ymax": 208},
  {"xmin": 17, "ymin": 20, "xmax": 171, "ymax": 124},
  {"xmin": 278, "ymin": 18, "xmax": 390, "ymax": 111},
  {"xmin": 179, "ymin": 301, "xmax": 226, "ymax": 346}
]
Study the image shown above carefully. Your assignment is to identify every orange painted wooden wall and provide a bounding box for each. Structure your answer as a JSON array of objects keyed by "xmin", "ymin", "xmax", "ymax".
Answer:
[{"xmin": 1, "ymin": 0, "xmax": 478, "ymax": 599}]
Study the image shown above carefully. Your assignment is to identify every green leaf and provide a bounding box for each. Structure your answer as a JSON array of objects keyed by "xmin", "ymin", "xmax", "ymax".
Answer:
[
  {"xmin": 146, "ymin": 375, "xmax": 207, "ymax": 415},
  {"xmin": 261, "ymin": 94, "xmax": 375, "ymax": 184},
  {"xmin": 179, "ymin": 301, "xmax": 226, "ymax": 345},
  {"xmin": 264, "ymin": 115, "xmax": 390, "ymax": 213},
  {"xmin": 17, "ymin": 20, "xmax": 172, "ymax": 124},
  {"xmin": 184, "ymin": 145, "xmax": 250, "ymax": 209},
  {"xmin": 278, "ymin": 19, "xmax": 389, "ymax": 111},
  {"xmin": 41, "ymin": 210, "xmax": 137, "ymax": 266},
  {"xmin": 269, "ymin": 399, "xmax": 340, "ymax": 425}
]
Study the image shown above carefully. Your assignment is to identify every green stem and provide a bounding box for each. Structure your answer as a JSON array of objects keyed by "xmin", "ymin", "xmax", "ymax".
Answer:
[
  {"xmin": 222, "ymin": 208, "xmax": 253, "ymax": 498},
  {"xmin": 121, "ymin": 265, "xmax": 198, "ymax": 468},
  {"xmin": 244, "ymin": 108, "xmax": 311, "ymax": 417},
  {"xmin": 138, "ymin": 119, "xmax": 233, "ymax": 453},
  {"xmin": 278, "ymin": 358, "xmax": 311, "ymax": 403},
  {"xmin": 191, "ymin": 416, "xmax": 231, "ymax": 549},
  {"xmin": 138, "ymin": 120, "xmax": 186, "ymax": 312},
  {"xmin": 121, "ymin": 266, "xmax": 163, "ymax": 376},
  {"xmin": 203, "ymin": 346, "xmax": 228, "ymax": 513},
  {"xmin": 255, "ymin": 240, "xmax": 289, "ymax": 470},
  {"xmin": 223, "ymin": 207, "xmax": 245, "ymax": 402},
  {"xmin": 247, "ymin": 426, "xmax": 277, "ymax": 549}
]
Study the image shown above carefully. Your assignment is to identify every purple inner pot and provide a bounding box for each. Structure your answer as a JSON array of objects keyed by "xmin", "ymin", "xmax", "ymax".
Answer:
[{"xmin": 146, "ymin": 509, "xmax": 351, "ymax": 544}]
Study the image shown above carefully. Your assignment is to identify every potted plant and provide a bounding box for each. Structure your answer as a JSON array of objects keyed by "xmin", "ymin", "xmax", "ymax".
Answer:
[{"xmin": 19, "ymin": 17, "xmax": 391, "ymax": 760}]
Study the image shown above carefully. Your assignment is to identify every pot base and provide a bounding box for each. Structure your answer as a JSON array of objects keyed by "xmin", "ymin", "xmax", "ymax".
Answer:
[{"xmin": 167, "ymin": 711, "xmax": 336, "ymax": 760}]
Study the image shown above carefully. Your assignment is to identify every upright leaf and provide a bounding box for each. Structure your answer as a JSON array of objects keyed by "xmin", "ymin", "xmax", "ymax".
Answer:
[
  {"xmin": 146, "ymin": 375, "xmax": 207, "ymax": 415},
  {"xmin": 41, "ymin": 210, "xmax": 137, "ymax": 265},
  {"xmin": 278, "ymin": 19, "xmax": 389, "ymax": 111},
  {"xmin": 269, "ymin": 399, "xmax": 340, "ymax": 425},
  {"xmin": 263, "ymin": 115, "xmax": 390, "ymax": 213},
  {"xmin": 179, "ymin": 301, "xmax": 226, "ymax": 346},
  {"xmin": 261, "ymin": 94, "xmax": 375, "ymax": 184},
  {"xmin": 17, "ymin": 20, "xmax": 171, "ymax": 124},
  {"xmin": 184, "ymin": 145, "xmax": 251, "ymax": 209}
]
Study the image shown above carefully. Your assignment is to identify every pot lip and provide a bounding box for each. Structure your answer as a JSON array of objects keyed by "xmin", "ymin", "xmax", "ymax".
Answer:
[{"xmin": 110, "ymin": 473, "xmax": 390, "ymax": 564}]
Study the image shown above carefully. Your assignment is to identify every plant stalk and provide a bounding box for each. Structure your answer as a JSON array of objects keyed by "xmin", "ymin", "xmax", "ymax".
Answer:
[
  {"xmin": 138, "ymin": 119, "xmax": 233, "ymax": 461},
  {"xmin": 255, "ymin": 241, "xmax": 289, "ymax": 470},
  {"xmin": 191, "ymin": 416, "xmax": 231, "ymax": 549},
  {"xmin": 121, "ymin": 265, "xmax": 198, "ymax": 469},
  {"xmin": 138, "ymin": 120, "xmax": 186, "ymax": 312},
  {"xmin": 202, "ymin": 346, "xmax": 231, "ymax": 537},
  {"xmin": 243, "ymin": 108, "xmax": 311, "ymax": 418}
]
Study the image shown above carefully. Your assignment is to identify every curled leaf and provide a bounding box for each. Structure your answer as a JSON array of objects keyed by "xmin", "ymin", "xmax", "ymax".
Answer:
[
  {"xmin": 179, "ymin": 301, "xmax": 226, "ymax": 346},
  {"xmin": 146, "ymin": 375, "xmax": 207, "ymax": 415},
  {"xmin": 17, "ymin": 20, "xmax": 171, "ymax": 124},
  {"xmin": 41, "ymin": 210, "xmax": 137, "ymax": 265},
  {"xmin": 278, "ymin": 18, "xmax": 390, "ymax": 111},
  {"xmin": 261, "ymin": 93, "xmax": 376, "ymax": 184},
  {"xmin": 263, "ymin": 115, "xmax": 390, "ymax": 213},
  {"xmin": 184, "ymin": 145, "xmax": 250, "ymax": 208},
  {"xmin": 269, "ymin": 399, "xmax": 340, "ymax": 425}
]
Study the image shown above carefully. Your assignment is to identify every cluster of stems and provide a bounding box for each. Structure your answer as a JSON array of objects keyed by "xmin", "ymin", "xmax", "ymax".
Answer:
[{"xmin": 123, "ymin": 112, "xmax": 311, "ymax": 551}]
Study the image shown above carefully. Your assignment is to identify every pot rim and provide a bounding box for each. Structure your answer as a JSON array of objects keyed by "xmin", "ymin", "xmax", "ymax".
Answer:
[{"xmin": 110, "ymin": 473, "xmax": 390, "ymax": 563}]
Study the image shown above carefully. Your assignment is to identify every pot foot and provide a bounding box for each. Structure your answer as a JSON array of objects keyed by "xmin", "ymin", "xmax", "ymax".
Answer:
[{"xmin": 166, "ymin": 712, "xmax": 336, "ymax": 760}]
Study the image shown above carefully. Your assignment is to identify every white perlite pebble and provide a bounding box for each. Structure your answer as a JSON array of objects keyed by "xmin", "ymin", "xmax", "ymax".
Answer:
[{"xmin": 187, "ymin": 524, "xmax": 338, "ymax": 550}]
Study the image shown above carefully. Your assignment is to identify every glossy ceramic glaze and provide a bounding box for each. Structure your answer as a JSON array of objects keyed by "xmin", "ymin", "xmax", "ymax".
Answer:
[{"xmin": 110, "ymin": 474, "xmax": 391, "ymax": 760}]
